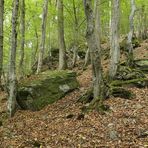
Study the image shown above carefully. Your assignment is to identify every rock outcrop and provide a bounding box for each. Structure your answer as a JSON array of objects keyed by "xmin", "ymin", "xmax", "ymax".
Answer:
[{"xmin": 17, "ymin": 70, "xmax": 79, "ymax": 111}]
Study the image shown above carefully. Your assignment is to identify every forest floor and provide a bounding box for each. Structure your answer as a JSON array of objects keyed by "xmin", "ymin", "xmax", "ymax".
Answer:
[{"xmin": 0, "ymin": 40, "xmax": 148, "ymax": 148}]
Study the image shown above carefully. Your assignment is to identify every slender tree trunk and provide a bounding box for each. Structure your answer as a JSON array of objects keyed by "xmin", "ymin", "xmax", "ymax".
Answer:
[
  {"xmin": 109, "ymin": 0, "xmax": 112, "ymax": 44},
  {"xmin": 109, "ymin": 0, "xmax": 120, "ymax": 80},
  {"xmin": 57, "ymin": 0, "xmax": 67, "ymax": 70},
  {"xmin": 84, "ymin": 0, "xmax": 105, "ymax": 109},
  {"xmin": 94, "ymin": 0, "xmax": 101, "ymax": 49},
  {"xmin": 37, "ymin": 0, "xmax": 49, "ymax": 73},
  {"xmin": 19, "ymin": 0, "xmax": 25, "ymax": 79},
  {"xmin": 141, "ymin": 5, "xmax": 146, "ymax": 40},
  {"xmin": 34, "ymin": 27, "xmax": 39, "ymax": 62},
  {"xmin": 72, "ymin": 0, "xmax": 79, "ymax": 68},
  {"xmin": 31, "ymin": 27, "xmax": 39, "ymax": 73},
  {"xmin": 137, "ymin": 10, "xmax": 142, "ymax": 40},
  {"xmin": 8, "ymin": 0, "xmax": 19, "ymax": 117},
  {"xmin": 83, "ymin": 47, "xmax": 90, "ymax": 68},
  {"xmin": 126, "ymin": 0, "xmax": 136, "ymax": 66},
  {"xmin": 47, "ymin": 21, "xmax": 51, "ymax": 55},
  {"xmin": 0, "ymin": 0, "xmax": 4, "ymax": 86}
]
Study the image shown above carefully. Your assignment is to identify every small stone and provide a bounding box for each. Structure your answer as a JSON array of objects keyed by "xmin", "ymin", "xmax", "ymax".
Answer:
[
  {"xmin": 59, "ymin": 84, "xmax": 70, "ymax": 92},
  {"xmin": 135, "ymin": 104, "xmax": 143, "ymax": 109},
  {"xmin": 108, "ymin": 123, "xmax": 119, "ymax": 140},
  {"xmin": 109, "ymin": 130, "xmax": 119, "ymax": 140}
]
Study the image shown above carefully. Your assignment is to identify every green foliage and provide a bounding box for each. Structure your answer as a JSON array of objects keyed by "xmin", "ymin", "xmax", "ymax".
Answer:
[{"xmin": 3, "ymin": 0, "xmax": 148, "ymax": 75}]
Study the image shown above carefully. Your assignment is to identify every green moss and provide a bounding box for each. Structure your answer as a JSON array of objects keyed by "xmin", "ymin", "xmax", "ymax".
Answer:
[
  {"xmin": 17, "ymin": 70, "xmax": 79, "ymax": 111},
  {"xmin": 110, "ymin": 87, "xmax": 134, "ymax": 99},
  {"xmin": 136, "ymin": 60, "xmax": 148, "ymax": 66},
  {"xmin": 20, "ymin": 70, "xmax": 76, "ymax": 86},
  {"xmin": 111, "ymin": 78, "xmax": 148, "ymax": 87},
  {"xmin": 135, "ymin": 59, "xmax": 148, "ymax": 72}
]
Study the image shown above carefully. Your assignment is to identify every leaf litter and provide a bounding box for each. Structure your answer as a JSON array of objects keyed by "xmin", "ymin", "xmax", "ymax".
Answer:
[{"xmin": 0, "ymin": 40, "xmax": 148, "ymax": 148}]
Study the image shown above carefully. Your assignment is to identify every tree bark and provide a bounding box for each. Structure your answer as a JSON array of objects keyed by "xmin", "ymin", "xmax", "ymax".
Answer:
[
  {"xmin": 37, "ymin": 0, "xmax": 49, "ymax": 73},
  {"xmin": 0, "ymin": 0, "xmax": 4, "ymax": 86},
  {"xmin": 83, "ymin": 0, "xmax": 105, "ymax": 109},
  {"xmin": 72, "ymin": 0, "xmax": 79, "ymax": 68},
  {"xmin": 57, "ymin": 0, "xmax": 67, "ymax": 70},
  {"xmin": 19, "ymin": 0, "xmax": 25, "ymax": 79},
  {"xmin": 8, "ymin": 0, "xmax": 19, "ymax": 117},
  {"xmin": 83, "ymin": 47, "xmax": 90, "ymax": 68},
  {"xmin": 109, "ymin": 0, "xmax": 120, "ymax": 79},
  {"xmin": 94, "ymin": 0, "xmax": 101, "ymax": 49},
  {"xmin": 126, "ymin": 0, "xmax": 136, "ymax": 66}
]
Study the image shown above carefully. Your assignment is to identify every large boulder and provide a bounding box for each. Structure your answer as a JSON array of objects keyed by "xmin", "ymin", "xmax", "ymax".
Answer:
[{"xmin": 17, "ymin": 70, "xmax": 79, "ymax": 111}]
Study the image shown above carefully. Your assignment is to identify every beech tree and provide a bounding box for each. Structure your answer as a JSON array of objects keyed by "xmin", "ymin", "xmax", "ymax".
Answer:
[
  {"xmin": 0, "ymin": 0, "xmax": 4, "ymax": 86},
  {"xmin": 84, "ymin": 0, "xmax": 105, "ymax": 109},
  {"xmin": 8, "ymin": 0, "xmax": 19, "ymax": 117},
  {"xmin": 19, "ymin": 0, "xmax": 25, "ymax": 78},
  {"xmin": 127, "ymin": 0, "xmax": 136, "ymax": 66},
  {"xmin": 94, "ymin": 0, "xmax": 101, "ymax": 49},
  {"xmin": 57, "ymin": 0, "xmax": 67, "ymax": 70},
  {"xmin": 37, "ymin": 0, "xmax": 49, "ymax": 73},
  {"xmin": 109, "ymin": 0, "xmax": 120, "ymax": 79},
  {"xmin": 72, "ymin": 0, "xmax": 79, "ymax": 68}
]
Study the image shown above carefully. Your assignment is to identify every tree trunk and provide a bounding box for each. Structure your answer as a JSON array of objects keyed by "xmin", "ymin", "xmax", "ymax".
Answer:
[
  {"xmin": 83, "ymin": 0, "xmax": 105, "ymax": 110},
  {"xmin": 37, "ymin": 0, "xmax": 49, "ymax": 73},
  {"xmin": 57, "ymin": 0, "xmax": 67, "ymax": 70},
  {"xmin": 141, "ymin": 5, "xmax": 147, "ymax": 40},
  {"xmin": 83, "ymin": 47, "xmax": 90, "ymax": 68},
  {"xmin": 109, "ymin": 0, "xmax": 120, "ymax": 79},
  {"xmin": 72, "ymin": 0, "xmax": 79, "ymax": 68},
  {"xmin": 126, "ymin": 0, "xmax": 136, "ymax": 66},
  {"xmin": 94, "ymin": 0, "xmax": 101, "ymax": 49},
  {"xmin": 0, "ymin": 0, "xmax": 4, "ymax": 86},
  {"xmin": 19, "ymin": 0, "xmax": 25, "ymax": 79},
  {"xmin": 8, "ymin": 0, "xmax": 19, "ymax": 117}
]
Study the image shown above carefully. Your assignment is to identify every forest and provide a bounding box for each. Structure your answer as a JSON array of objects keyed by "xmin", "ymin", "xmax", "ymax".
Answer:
[{"xmin": 0, "ymin": 0, "xmax": 148, "ymax": 147}]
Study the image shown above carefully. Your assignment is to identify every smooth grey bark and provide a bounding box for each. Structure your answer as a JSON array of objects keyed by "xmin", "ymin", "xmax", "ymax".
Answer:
[
  {"xmin": 83, "ymin": 0, "xmax": 101, "ymax": 69},
  {"xmin": 137, "ymin": 5, "xmax": 147, "ymax": 40},
  {"xmin": 0, "ymin": 0, "xmax": 4, "ymax": 85},
  {"xmin": 8, "ymin": 0, "xmax": 19, "ymax": 117},
  {"xmin": 94, "ymin": 0, "xmax": 101, "ymax": 49},
  {"xmin": 141, "ymin": 5, "xmax": 147, "ymax": 40},
  {"xmin": 19, "ymin": 0, "xmax": 25, "ymax": 79},
  {"xmin": 37, "ymin": 0, "xmax": 49, "ymax": 73},
  {"xmin": 57, "ymin": 0, "xmax": 67, "ymax": 70},
  {"xmin": 84, "ymin": 0, "xmax": 104, "ymax": 108},
  {"xmin": 109, "ymin": 0, "xmax": 120, "ymax": 79},
  {"xmin": 47, "ymin": 21, "xmax": 51, "ymax": 55},
  {"xmin": 127, "ymin": 0, "xmax": 136, "ymax": 66},
  {"xmin": 72, "ymin": 0, "xmax": 79, "ymax": 68},
  {"xmin": 137, "ymin": 11, "xmax": 141, "ymax": 39}
]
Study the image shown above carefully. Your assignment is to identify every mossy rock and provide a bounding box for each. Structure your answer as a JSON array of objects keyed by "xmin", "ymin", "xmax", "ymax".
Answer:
[
  {"xmin": 78, "ymin": 86, "xmax": 133, "ymax": 104},
  {"xmin": 111, "ymin": 78, "xmax": 148, "ymax": 88},
  {"xmin": 17, "ymin": 70, "xmax": 79, "ymax": 111},
  {"xmin": 110, "ymin": 87, "xmax": 134, "ymax": 99},
  {"xmin": 120, "ymin": 36, "xmax": 140, "ymax": 52},
  {"xmin": 134, "ymin": 59, "xmax": 148, "ymax": 73},
  {"xmin": 115, "ymin": 66, "xmax": 145, "ymax": 80},
  {"xmin": 31, "ymin": 55, "xmax": 58, "ymax": 73},
  {"xmin": 114, "ymin": 66, "xmax": 147, "ymax": 88}
]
